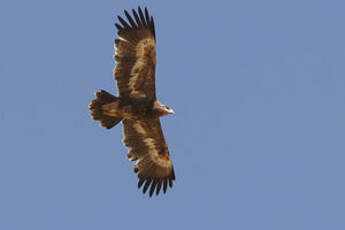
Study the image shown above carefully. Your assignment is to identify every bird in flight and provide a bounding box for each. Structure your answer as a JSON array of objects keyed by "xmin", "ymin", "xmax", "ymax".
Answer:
[{"xmin": 89, "ymin": 7, "xmax": 175, "ymax": 197}]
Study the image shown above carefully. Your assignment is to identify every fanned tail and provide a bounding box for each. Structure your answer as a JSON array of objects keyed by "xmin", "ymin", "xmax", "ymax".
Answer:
[{"xmin": 89, "ymin": 90, "xmax": 122, "ymax": 129}]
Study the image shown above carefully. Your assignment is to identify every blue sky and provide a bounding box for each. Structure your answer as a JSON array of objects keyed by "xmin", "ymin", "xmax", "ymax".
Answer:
[{"xmin": 1, "ymin": 0, "xmax": 345, "ymax": 229}]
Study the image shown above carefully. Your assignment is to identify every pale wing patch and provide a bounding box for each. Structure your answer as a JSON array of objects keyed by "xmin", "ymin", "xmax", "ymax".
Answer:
[
  {"xmin": 118, "ymin": 36, "xmax": 128, "ymax": 42},
  {"xmin": 135, "ymin": 38, "xmax": 155, "ymax": 59},
  {"xmin": 114, "ymin": 40, "xmax": 126, "ymax": 57},
  {"xmin": 144, "ymin": 138, "xmax": 172, "ymax": 168},
  {"xmin": 133, "ymin": 122, "xmax": 146, "ymax": 135},
  {"xmin": 128, "ymin": 38, "xmax": 155, "ymax": 98},
  {"xmin": 128, "ymin": 59, "xmax": 146, "ymax": 98}
]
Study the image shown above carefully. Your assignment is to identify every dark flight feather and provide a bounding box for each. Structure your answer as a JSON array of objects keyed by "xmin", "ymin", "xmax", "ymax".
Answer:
[{"xmin": 124, "ymin": 10, "xmax": 137, "ymax": 28}]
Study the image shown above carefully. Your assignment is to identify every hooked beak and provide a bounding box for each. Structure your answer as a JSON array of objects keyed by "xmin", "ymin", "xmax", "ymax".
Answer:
[{"xmin": 168, "ymin": 108, "xmax": 175, "ymax": 114}]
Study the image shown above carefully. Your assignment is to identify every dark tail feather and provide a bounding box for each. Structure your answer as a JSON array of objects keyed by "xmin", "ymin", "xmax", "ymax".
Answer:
[{"xmin": 89, "ymin": 90, "xmax": 122, "ymax": 129}]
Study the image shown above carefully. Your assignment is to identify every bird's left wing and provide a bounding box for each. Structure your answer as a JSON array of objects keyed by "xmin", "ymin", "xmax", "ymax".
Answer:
[
  {"xmin": 114, "ymin": 7, "xmax": 157, "ymax": 100},
  {"xmin": 122, "ymin": 118, "xmax": 175, "ymax": 196}
]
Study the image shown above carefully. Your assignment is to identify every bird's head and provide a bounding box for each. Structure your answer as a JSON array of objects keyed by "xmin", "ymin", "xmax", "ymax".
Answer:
[
  {"xmin": 154, "ymin": 100, "xmax": 174, "ymax": 116},
  {"xmin": 163, "ymin": 105, "xmax": 175, "ymax": 115}
]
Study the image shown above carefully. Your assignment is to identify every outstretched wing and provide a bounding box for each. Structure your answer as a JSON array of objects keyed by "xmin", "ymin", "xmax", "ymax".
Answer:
[
  {"xmin": 114, "ymin": 7, "xmax": 157, "ymax": 100},
  {"xmin": 122, "ymin": 118, "xmax": 175, "ymax": 197}
]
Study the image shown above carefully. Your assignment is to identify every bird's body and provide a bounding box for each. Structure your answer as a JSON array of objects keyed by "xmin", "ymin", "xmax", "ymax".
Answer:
[
  {"xmin": 102, "ymin": 96, "xmax": 172, "ymax": 119},
  {"xmin": 89, "ymin": 7, "xmax": 175, "ymax": 197}
]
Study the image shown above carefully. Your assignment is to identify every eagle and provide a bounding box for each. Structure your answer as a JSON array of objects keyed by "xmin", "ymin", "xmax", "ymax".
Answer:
[{"xmin": 89, "ymin": 7, "xmax": 175, "ymax": 197}]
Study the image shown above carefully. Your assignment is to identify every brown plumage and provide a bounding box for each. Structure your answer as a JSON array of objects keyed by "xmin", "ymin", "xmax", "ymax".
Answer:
[
  {"xmin": 89, "ymin": 7, "xmax": 175, "ymax": 197},
  {"xmin": 114, "ymin": 7, "xmax": 157, "ymax": 100}
]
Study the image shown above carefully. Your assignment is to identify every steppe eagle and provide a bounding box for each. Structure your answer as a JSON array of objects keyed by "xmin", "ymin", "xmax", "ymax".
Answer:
[{"xmin": 89, "ymin": 7, "xmax": 175, "ymax": 197}]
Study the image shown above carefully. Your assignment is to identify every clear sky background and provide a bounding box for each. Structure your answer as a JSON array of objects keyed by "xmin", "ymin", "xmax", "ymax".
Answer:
[{"xmin": 1, "ymin": 0, "xmax": 345, "ymax": 229}]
